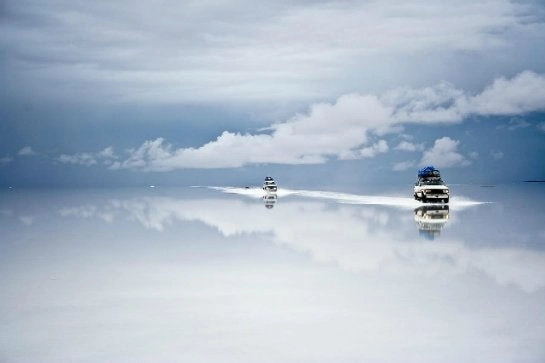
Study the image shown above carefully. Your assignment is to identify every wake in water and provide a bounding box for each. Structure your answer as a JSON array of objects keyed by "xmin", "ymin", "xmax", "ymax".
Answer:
[{"xmin": 206, "ymin": 186, "xmax": 486, "ymax": 210}]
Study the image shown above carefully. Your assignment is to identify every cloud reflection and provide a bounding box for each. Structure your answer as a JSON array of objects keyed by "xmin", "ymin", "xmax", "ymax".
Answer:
[{"xmin": 55, "ymin": 190, "xmax": 545, "ymax": 293}]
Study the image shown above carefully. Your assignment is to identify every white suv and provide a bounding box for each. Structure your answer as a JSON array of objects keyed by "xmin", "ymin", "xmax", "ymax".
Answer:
[{"xmin": 414, "ymin": 177, "xmax": 449, "ymax": 203}]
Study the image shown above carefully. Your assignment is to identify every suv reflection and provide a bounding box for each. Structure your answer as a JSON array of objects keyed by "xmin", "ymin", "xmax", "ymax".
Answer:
[
  {"xmin": 414, "ymin": 205, "xmax": 449, "ymax": 240},
  {"xmin": 263, "ymin": 194, "xmax": 277, "ymax": 209}
]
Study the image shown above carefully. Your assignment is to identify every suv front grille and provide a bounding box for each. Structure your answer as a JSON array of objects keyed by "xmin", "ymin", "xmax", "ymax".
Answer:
[{"xmin": 426, "ymin": 189, "xmax": 447, "ymax": 195}]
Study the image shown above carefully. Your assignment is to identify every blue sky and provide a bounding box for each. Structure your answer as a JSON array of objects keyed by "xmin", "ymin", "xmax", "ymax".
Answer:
[{"xmin": 1, "ymin": 0, "xmax": 545, "ymax": 187}]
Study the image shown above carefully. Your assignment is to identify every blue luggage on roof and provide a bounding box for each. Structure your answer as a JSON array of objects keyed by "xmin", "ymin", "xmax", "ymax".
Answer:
[{"xmin": 418, "ymin": 166, "xmax": 440, "ymax": 178}]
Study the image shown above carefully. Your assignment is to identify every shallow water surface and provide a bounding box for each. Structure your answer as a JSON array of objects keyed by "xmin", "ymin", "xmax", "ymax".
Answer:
[{"xmin": 1, "ymin": 184, "xmax": 544, "ymax": 362}]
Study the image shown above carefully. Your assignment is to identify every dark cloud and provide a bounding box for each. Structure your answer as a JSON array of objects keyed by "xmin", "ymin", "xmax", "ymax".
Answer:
[{"xmin": 2, "ymin": 0, "xmax": 545, "ymax": 106}]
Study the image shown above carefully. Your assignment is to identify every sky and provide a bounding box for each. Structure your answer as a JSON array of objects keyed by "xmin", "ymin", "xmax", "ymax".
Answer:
[{"xmin": 1, "ymin": 0, "xmax": 545, "ymax": 187}]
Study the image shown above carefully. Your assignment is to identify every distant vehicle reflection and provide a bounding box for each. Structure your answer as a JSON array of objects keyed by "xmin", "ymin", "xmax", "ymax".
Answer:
[
  {"xmin": 263, "ymin": 194, "xmax": 277, "ymax": 209},
  {"xmin": 414, "ymin": 205, "xmax": 449, "ymax": 240}
]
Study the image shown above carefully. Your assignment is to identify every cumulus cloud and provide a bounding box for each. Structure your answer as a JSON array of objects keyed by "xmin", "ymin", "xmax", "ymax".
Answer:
[
  {"xmin": 18, "ymin": 146, "xmax": 35, "ymax": 156},
  {"xmin": 358, "ymin": 140, "xmax": 389, "ymax": 158},
  {"xmin": 470, "ymin": 71, "xmax": 545, "ymax": 115},
  {"xmin": 339, "ymin": 140, "xmax": 389, "ymax": 160},
  {"xmin": 111, "ymin": 94, "xmax": 393, "ymax": 171},
  {"xmin": 395, "ymin": 141, "xmax": 424, "ymax": 152},
  {"xmin": 387, "ymin": 71, "xmax": 545, "ymax": 124},
  {"xmin": 420, "ymin": 137, "xmax": 470, "ymax": 168},
  {"xmin": 98, "ymin": 146, "xmax": 115, "ymax": 159},
  {"xmin": 108, "ymin": 71, "xmax": 544, "ymax": 171},
  {"xmin": 58, "ymin": 147, "xmax": 117, "ymax": 167},
  {"xmin": 384, "ymin": 81, "xmax": 468, "ymax": 124}
]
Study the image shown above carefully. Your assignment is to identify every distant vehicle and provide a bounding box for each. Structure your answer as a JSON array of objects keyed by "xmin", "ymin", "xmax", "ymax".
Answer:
[
  {"xmin": 414, "ymin": 166, "xmax": 449, "ymax": 203},
  {"xmin": 263, "ymin": 176, "xmax": 278, "ymax": 193}
]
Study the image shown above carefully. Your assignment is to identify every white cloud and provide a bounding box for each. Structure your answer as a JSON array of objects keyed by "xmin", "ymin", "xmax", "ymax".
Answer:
[
  {"xmin": 58, "ymin": 153, "xmax": 98, "ymax": 167},
  {"xmin": 98, "ymin": 147, "xmax": 118, "ymax": 165},
  {"xmin": 420, "ymin": 137, "xmax": 470, "ymax": 168},
  {"xmin": 102, "ymin": 71, "xmax": 545, "ymax": 171},
  {"xmin": 386, "ymin": 71, "xmax": 545, "ymax": 124},
  {"xmin": 384, "ymin": 81, "xmax": 469, "ymax": 124},
  {"xmin": 395, "ymin": 141, "xmax": 424, "ymax": 152},
  {"xmin": 340, "ymin": 140, "xmax": 389, "ymax": 160},
  {"xmin": 98, "ymin": 146, "xmax": 115, "ymax": 158},
  {"xmin": 18, "ymin": 146, "xmax": 35, "ymax": 156},
  {"xmin": 58, "ymin": 147, "xmax": 117, "ymax": 167},
  {"xmin": 113, "ymin": 94, "xmax": 394, "ymax": 171},
  {"xmin": 0, "ymin": 156, "xmax": 13, "ymax": 166},
  {"xmin": 470, "ymin": 71, "xmax": 545, "ymax": 115},
  {"xmin": 359, "ymin": 140, "xmax": 389, "ymax": 158}
]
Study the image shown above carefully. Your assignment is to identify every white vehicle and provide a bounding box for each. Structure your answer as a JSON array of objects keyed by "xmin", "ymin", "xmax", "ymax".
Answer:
[
  {"xmin": 413, "ymin": 166, "xmax": 449, "ymax": 203},
  {"xmin": 263, "ymin": 176, "xmax": 278, "ymax": 193}
]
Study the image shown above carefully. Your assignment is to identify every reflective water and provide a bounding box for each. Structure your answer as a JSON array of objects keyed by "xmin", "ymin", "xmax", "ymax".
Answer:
[{"xmin": 1, "ymin": 184, "xmax": 544, "ymax": 362}]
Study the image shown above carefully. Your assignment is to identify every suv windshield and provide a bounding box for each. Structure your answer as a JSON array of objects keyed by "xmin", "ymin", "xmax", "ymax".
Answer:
[{"xmin": 419, "ymin": 178, "xmax": 444, "ymax": 185}]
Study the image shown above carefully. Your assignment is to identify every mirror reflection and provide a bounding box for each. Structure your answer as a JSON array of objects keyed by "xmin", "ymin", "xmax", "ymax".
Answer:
[
  {"xmin": 414, "ymin": 205, "xmax": 449, "ymax": 240},
  {"xmin": 262, "ymin": 193, "xmax": 277, "ymax": 209},
  {"xmin": 1, "ymin": 185, "xmax": 544, "ymax": 362}
]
